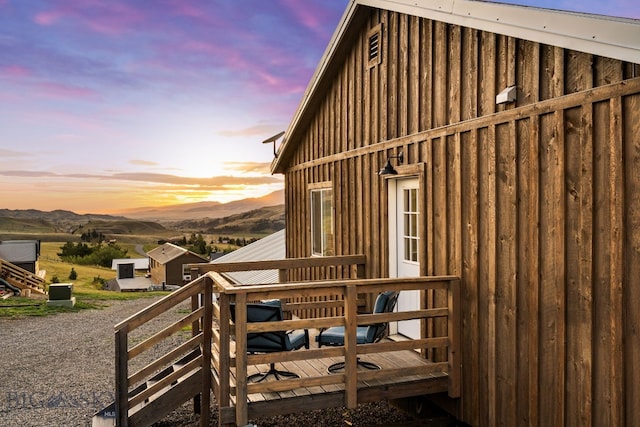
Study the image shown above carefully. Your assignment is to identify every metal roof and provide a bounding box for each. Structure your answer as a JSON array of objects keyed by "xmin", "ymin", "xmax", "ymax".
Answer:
[
  {"xmin": 147, "ymin": 242, "xmax": 208, "ymax": 264},
  {"xmin": 114, "ymin": 277, "xmax": 153, "ymax": 291},
  {"xmin": 148, "ymin": 243, "xmax": 187, "ymax": 263},
  {"xmin": 0, "ymin": 240, "xmax": 39, "ymax": 263},
  {"xmin": 212, "ymin": 229, "xmax": 285, "ymax": 285},
  {"xmin": 111, "ymin": 258, "xmax": 150, "ymax": 270},
  {"xmin": 360, "ymin": 0, "xmax": 640, "ymax": 62},
  {"xmin": 272, "ymin": 0, "xmax": 640, "ymax": 173}
]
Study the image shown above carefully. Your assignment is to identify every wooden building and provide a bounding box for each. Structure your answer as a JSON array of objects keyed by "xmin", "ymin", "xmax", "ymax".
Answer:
[
  {"xmin": 147, "ymin": 243, "xmax": 208, "ymax": 287},
  {"xmin": 0, "ymin": 239, "xmax": 40, "ymax": 273},
  {"xmin": 270, "ymin": 1, "xmax": 640, "ymax": 426}
]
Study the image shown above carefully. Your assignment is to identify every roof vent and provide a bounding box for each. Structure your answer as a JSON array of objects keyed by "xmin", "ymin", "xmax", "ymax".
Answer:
[
  {"xmin": 369, "ymin": 33, "xmax": 379, "ymax": 60},
  {"xmin": 367, "ymin": 24, "xmax": 382, "ymax": 68}
]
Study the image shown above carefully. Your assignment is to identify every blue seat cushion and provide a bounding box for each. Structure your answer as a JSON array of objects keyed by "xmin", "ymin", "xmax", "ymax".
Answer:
[
  {"xmin": 316, "ymin": 325, "xmax": 375, "ymax": 346},
  {"xmin": 373, "ymin": 292, "xmax": 390, "ymax": 314},
  {"xmin": 287, "ymin": 329, "xmax": 308, "ymax": 350}
]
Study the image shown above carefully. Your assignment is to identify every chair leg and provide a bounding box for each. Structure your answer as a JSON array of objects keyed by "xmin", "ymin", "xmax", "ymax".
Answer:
[
  {"xmin": 327, "ymin": 357, "xmax": 381, "ymax": 373},
  {"xmin": 248, "ymin": 363, "xmax": 300, "ymax": 382}
]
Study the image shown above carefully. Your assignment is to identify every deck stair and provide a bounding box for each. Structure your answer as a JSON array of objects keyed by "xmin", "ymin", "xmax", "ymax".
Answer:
[
  {"xmin": 0, "ymin": 259, "xmax": 47, "ymax": 295},
  {"xmin": 92, "ymin": 349, "xmax": 202, "ymax": 427}
]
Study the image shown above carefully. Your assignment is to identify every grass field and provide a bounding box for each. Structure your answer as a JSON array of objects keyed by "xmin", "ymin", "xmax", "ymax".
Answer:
[{"xmin": 1, "ymin": 242, "xmax": 168, "ymax": 318}]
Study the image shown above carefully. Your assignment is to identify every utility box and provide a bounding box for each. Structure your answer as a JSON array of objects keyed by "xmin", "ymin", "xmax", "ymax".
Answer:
[{"xmin": 47, "ymin": 283, "xmax": 75, "ymax": 307}]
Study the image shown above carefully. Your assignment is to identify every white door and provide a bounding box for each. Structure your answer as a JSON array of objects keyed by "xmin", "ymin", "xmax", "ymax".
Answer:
[{"xmin": 389, "ymin": 178, "xmax": 421, "ymax": 339}]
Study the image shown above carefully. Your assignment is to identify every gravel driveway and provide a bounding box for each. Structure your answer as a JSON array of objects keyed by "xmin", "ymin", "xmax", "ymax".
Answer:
[
  {"xmin": 0, "ymin": 298, "xmax": 447, "ymax": 427},
  {"xmin": 0, "ymin": 297, "xmax": 172, "ymax": 427}
]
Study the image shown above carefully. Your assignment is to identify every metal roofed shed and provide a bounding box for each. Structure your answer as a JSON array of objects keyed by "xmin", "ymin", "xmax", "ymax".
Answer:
[
  {"xmin": 111, "ymin": 258, "xmax": 149, "ymax": 271},
  {"xmin": 211, "ymin": 229, "xmax": 285, "ymax": 285},
  {"xmin": 0, "ymin": 240, "xmax": 41, "ymax": 273},
  {"xmin": 147, "ymin": 243, "xmax": 209, "ymax": 287}
]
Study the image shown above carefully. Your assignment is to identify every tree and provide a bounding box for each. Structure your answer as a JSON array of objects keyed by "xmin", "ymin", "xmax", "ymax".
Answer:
[
  {"xmin": 57, "ymin": 241, "xmax": 128, "ymax": 268},
  {"xmin": 69, "ymin": 268, "xmax": 77, "ymax": 280}
]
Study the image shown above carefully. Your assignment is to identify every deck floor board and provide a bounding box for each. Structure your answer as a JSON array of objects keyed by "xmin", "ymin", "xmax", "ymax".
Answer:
[{"xmin": 220, "ymin": 345, "xmax": 448, "ymax": 423}]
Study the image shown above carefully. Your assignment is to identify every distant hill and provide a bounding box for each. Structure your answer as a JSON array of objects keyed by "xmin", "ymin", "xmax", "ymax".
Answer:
[
  {"xmin": 0, "ymin": 208, "xmax": 127, "ymax": 223},
  {"xmin": 170, "ymin": 205, "xmax": 285, "ymax": 236},
  {"xmin": 0, "ymin": 209, "xmax": 130, "ymax": 234},
  {"xmin": 73, "ymin": 219, "xmax": 167, "ymax": 236},
  {"xmin": 0, "ymin": 192, "xmax": 285, "ymax": 239},
  {"xmin": 0, "ymin": 216, "xmax": 59, "ymax": 233},
  {"xmin": 115, "ymin": 190, "xmax": 284, "ymax": 222}
]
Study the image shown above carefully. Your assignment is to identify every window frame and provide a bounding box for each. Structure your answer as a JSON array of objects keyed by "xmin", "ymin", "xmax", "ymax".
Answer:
[{"xmin": 309, "ymin": 184, "xmax": 334, "ymax": 257}]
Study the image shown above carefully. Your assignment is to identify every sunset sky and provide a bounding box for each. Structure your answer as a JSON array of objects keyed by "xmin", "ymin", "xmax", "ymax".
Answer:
[{"xmin": 1, "ymin": 1, "xmax": 637, "ymax": 214}]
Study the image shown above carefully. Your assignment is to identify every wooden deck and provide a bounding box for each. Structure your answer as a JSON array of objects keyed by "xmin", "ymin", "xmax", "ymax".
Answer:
[
  {"xmin": 110, "ymin": 255, "xmax": 460, "ymax": 427},
  {"xmin": 223, "ymin": 343, "xmax": 449, "ymax": 423}
]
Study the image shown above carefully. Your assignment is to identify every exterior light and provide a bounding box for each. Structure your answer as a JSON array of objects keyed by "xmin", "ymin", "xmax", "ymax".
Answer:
[{"xmin": 378, "ymin": 151, "xmax": 404, "ymax": 175}]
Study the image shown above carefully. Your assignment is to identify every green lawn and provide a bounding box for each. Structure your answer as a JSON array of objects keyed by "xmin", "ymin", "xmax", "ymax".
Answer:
[{"xmin": 0, "ymin": 242, "xmax": 168, "ymax": 319}]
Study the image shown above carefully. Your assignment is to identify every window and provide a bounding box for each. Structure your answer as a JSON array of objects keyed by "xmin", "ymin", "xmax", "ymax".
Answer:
[
  {"xmin": 182, "ymin": 264, "xmax": 191, "ymax": 281},
  {"xmin": 367, "ymin": 24, "xmax": 382, "ymax": 68},
  {"xmin": 311, "ymin": 188, "xmax": 334, "ymax": 256},
  {"xmin": 403, "ymin": 188, "xmax": 419, "ymax": 262}
]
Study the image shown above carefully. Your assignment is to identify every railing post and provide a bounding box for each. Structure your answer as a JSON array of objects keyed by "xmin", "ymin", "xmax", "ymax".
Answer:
[
  {"xmin": 115, "ymin": 327, "xmax": 129, "ymax": 427},
  {"xmin": 235, "ymin": 292, "xmax": 249, "ymax": 427},
  {"xmin": 447, "ymin": 278, "xmax": 462, "ymax": 398},
  {"xmin": 344, "ymin": 284, "xmax": 358, "ymax": 408},
  {"xmin": 355, "ymin": 262, "xmax": 366, "ymax": 279},
  {"xmin": 218, "ymin": 291, "xmax": 231, "ymax": 417},
  {"xmin": 191, "ymin": 293, "xmax": 202, "ymax": 414},
  {"xmin": 278, "ymin": 268, "xmax": 288, "ymax": 283},
  {"xmin": 200, "ymin": 277, "xmax": 212, "ymax": 426}
]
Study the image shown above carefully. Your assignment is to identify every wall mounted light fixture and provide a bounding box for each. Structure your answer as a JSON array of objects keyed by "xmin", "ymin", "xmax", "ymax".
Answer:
[
  {"xmin": 496, "ymin": 85, "xmax": 517, "ymax": 104},
  {"xmin": 378, "ymin": 151, "xmax": 404, "ymax": 175}
]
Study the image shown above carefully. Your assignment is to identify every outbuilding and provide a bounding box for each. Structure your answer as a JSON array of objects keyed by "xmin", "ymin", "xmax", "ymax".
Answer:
[{"xmin": 147, "ymin": 243, "xmax": 209, "ymax": 287}]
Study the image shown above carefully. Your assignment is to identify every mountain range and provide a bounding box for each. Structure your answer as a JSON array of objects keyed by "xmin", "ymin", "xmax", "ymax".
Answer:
[
  {"xmin": 112, "ymin": 190, "xmax": 284, "ymax": 222},
  {"xmin": 0, "ymin": 190, "xmax": 285, "ymax": 238}
]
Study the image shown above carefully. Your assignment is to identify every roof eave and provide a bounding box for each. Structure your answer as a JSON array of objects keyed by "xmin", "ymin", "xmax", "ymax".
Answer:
[
  {"xmin": 272, "ymin": 0, "xmax": 640, "ymax": 174},
  {"xmin": 271, "ymin": 0, "xmax": 361, "ymax": 174},
  {"xmin": 379, "ymin": 0, "xmax": 640, "ymax": 63}
]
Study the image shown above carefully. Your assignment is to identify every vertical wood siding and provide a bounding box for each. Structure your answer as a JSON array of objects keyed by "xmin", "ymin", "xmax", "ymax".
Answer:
[{"xmin": 282, "ymin": 8, "xmax": 640, "ymax": 427}]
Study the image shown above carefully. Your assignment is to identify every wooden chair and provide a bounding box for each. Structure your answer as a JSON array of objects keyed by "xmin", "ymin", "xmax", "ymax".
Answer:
[
  {"xmin": 316, "ymin": 290, "xmax": 399, "ymax": 373},
  {"xmin": 231, "ymin": 299, "xmax": 309, "ymax": 382}
]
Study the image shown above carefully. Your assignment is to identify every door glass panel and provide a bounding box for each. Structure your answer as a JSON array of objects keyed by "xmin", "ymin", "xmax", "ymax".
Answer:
[{"xmin": 402, "ymin": 188, "xmax": 419, "ymax": 263}]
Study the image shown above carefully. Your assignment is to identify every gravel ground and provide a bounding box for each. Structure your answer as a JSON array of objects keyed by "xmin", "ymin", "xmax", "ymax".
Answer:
[{"xmin": 0, "ymin": 298, "xmax": 451, "ymax": 427}]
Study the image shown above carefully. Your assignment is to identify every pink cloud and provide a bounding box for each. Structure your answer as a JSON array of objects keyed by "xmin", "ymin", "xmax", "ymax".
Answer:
[
  {"xmin": 33, "ymin": 1, "xmax": 148, "ymax": 36},
  {"xmin": 280, "ymin": 0, "xmax": 340, "ymax": 38},
  {"xmin": 0, "ymin": 64, "xmax": 32, "ymax": 78},
  {"xmin": 218, "ymin": 124, "xmax": 283, "ymax": 138},
  {"xmin": 34, "ymin": 10, "xmax": 63, "ymax": 25},
  {"xmin": 163, "ymin": 1, "xmax": 206, "ymax": 20},
  {"xmin": 36, "ymin": 81, "xmax": 97, "ymax": 100},
  {"xmin": 281, "ymin": 0, "xmax": 323, "ymax": 31}
]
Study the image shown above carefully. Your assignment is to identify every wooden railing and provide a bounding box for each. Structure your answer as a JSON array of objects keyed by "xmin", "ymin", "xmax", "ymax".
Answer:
[
  {"xmin": 191, "ymin": 254, "xmax": 366, "ymax": 284},
  {"xmin": 0, "ymin": 258, "xmax": 46, "ymax": 294},
  {"xmin": 190, "ymin": 254, "xmax": 368, "ymax": 318},
  {"xmin": 113, "ymin": 280, "xmax": 212, "ymax": 427},
  {"xmin": 112, "ymin": 255, "xmax": 461, "ymax": 427},
  {"xmin": 200, "ymin": 269, "xmax": 461, "ymax": 426}
]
